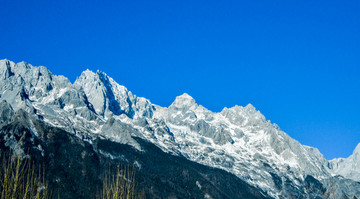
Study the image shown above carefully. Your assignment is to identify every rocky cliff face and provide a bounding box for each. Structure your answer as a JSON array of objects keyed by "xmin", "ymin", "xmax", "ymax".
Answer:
[
  {"xmin": 0, "ymin": 59, "xmax": 359, "ymax": 198},
  {"xmin": 0, "ymin": 104, "xmax": 269, "ymax": 199},
  {"xmin": 329, "ymin": 143, "xmax": 360, "ymax": 182}
]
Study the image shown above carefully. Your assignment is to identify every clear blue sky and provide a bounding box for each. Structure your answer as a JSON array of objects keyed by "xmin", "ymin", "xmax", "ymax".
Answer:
[{"xmin": 1, "ymin": 0, "xmax": 359, "ymax": 159}]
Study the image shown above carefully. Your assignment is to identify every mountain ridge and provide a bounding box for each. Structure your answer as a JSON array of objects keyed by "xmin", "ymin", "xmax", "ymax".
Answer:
[{"xmin": 1, "ymin": 59, "xmax": 359, "ymax": 198}]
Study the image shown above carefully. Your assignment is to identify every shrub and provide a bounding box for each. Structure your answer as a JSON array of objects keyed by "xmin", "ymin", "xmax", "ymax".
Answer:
[
  {"xmin": 97, "ymin": 165, "xmax": 144, "ymax": 199},
  {"xmin": 0, "ymin": 151, "xmax": 50, "ymax": 199}
]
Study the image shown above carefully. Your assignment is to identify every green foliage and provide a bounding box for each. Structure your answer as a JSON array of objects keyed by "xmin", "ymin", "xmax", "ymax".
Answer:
[{"xmin": 0, "ymin": 151, "xmax": 50, "ymax": 199}]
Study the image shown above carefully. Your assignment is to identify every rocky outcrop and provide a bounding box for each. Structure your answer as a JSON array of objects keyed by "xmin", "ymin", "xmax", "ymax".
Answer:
[{"xmin": 0, "ymin": 59, "xmax": 359, "ymax": 199}]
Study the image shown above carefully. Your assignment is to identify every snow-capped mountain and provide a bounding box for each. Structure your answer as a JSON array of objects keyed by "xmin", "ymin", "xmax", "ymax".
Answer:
[
  {"xmin": 1, "ymin": 59, "xmax": 359, "ymax": 199},
  {"xmin": 329, "ymin": 143, "xmax": 360, "ymax": 182}
]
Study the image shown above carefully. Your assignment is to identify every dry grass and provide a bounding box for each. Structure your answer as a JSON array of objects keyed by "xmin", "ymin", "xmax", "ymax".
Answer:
[
  {"xmin": 97, "ymin": 165, "xmax": 144, "ymax": 199},
  {"xmin": 0, "ymin": 151, "xmax": 50, "ymax": 199},
  {"xmin": 0, "ymin": 150, "xmax": 144, "ymax": 199}
]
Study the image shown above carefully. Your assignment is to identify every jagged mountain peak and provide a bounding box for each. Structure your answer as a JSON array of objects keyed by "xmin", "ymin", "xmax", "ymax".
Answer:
[
  {"xmin": 328, "ymin": 142, "xmax": 360, "ymax": 182},
  {"xmin": 221, "ymin": 103, "xmax": 258, "ymax": 113},
  {"xmin": 245, "ymin": 103, "xmax": 257, "ymax": 112},
  {"xmin": 1, "ymin": 59, "xmax": 43, "ymax": 74},
  {"xmin": 354, "ymin": 142, "xmax": 360, "ymax": 154},
  {"xmin": 178, "ymin": 92, "xmax": 193, "ymax": 99},
  {"xmin": 0, "ymin": 59, "xmax": 14, "ymax": 67},
  {"xmin": 74, "ymin": 68, "xmax": 155, "ymax": 120},
  {"xmin": 0, "ymin": 59, "xmax": 27, "ymax": 76},
  {"xmin": 0, "ymin": 59, "xmax": 55, "ymax": 82},
  {"xmin": 0, "ymin": 59, "xmax": 14, "ymax": 79},
  {"xmin": 79, "ymin": 68, "xmax": 96, "ymax": 77},
  {"xmin": 0, "ymin": 60, "xmax": 75, "ymax": 113},
  {"xmin": 1, "ymin": 59, "xmax": 359, "ymax": 199},
  {"xmin": 77, "ymin": 69, "xmax": 112, "ymax": 84},
  {"xmin": 170, "ymin": 93, "xmax": 197, "ymax": 109},
  {"xmin": 75, "ymin": 69, "xmax": 131, "ymax": 118},
  {"xmin": 351, "ymin": 142, "xmax": 360, "ymax": 164}
]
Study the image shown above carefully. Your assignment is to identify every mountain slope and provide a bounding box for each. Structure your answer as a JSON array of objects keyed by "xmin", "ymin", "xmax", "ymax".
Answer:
[
  {"xmin": 0, "ymin": 59, "xmax": 359, "ymax": 198},
  {"xmin": 0, "ymin": 101, "xmax": 270, "ymax": 199},
  {"xmin": 329, "ymin": 143, "xmax": 360, "ymax": 182}
]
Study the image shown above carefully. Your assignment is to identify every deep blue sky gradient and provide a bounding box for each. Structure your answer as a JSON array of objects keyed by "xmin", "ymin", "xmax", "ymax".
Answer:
[{"xmin": 1, "ymin": 0, "xmax": 359, "ymax": 159}]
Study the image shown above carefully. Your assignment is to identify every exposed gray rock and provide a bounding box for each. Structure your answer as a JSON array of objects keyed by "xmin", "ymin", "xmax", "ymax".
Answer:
[
  {"xmin": 0, "ymin": 100, "xmax": 14, "ymax": 127},
  {"xmin": 0, "ymin": 59, "xmax": 359, "ymax": 199},
  {"xmin": 329, "ymin": 143, "xmax": 360, "ymax": 182},
  {"xmin": 74, "ymin": 70, "xmax": 155, "ymax": 120},
  {"xmin": 100, "ymin": 118, "xmax": 141, "ymax": 150}
]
